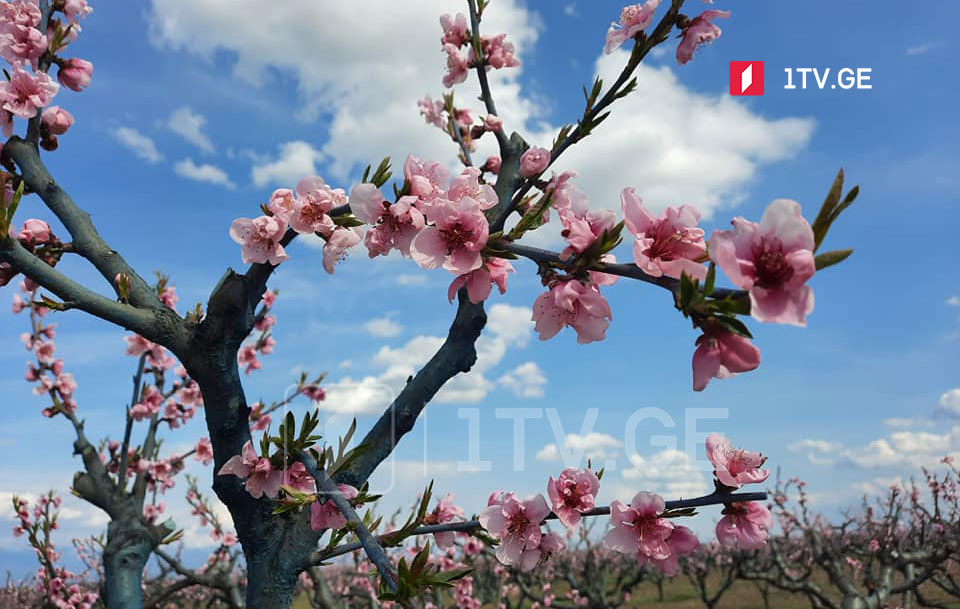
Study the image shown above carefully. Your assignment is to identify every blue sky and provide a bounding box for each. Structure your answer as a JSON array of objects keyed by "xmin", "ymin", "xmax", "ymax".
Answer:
[{"xmin": 1, "ymin": 0, "xmax": 958, "ymax": 576}]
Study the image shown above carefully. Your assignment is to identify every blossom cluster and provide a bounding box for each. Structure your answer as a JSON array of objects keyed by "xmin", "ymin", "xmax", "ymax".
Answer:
[
  {"xmin": 0, "ymin": 0, "xmax": 93, "ymax": 149},
  {"xmin": 438, "ymin": 12, "xmax": 519, "ymax": 89},
  {"xmin": 11, "ymin": 492, "xmax": 98, "ymax": 609},
  {"xmin": 352, "ymin": 156, "xmax": 515, "ymax": 304},
  {"xmin": 230, "ymin": 178, "xmax": 358, "ymax": 272},
  {"xmin": 603, "ymin": 1, "xmax": 731, "ymax": 66},
  {"xmin": 237, "ymin": 289, "xmax": 278, "ymax": 374}
]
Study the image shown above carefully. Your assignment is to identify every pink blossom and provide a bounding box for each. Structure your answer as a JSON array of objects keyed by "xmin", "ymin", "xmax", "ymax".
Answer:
[
  {"xmin": 0, "ymin": 65, "xmax": 58, "ymax": 127},
  {"xmin": 716, "ymin": 501, "xmax": 772, "ymax": 550},
  {"xmin": 705, "ymin": 433, "xmax": 769, "ymax": 489},
  {"xmin": 692, "ymin": 328, "xmax": 760, "ymax": 391},
  {"xmin": 418, "ymin": 95, "xmax": 446, "ymax": 129},
  {"xmin": 0, "ymin": 0, "xmax": 41, "ymax": 28},
  {"xmin": 56, "ymin": 57, "xmax": 93, "ymax": 91},
  {"xmin": 532, "ymin": 279, "xmax": 612, "ymax": 344},
  {"xmin": 447, "ymin": 256, "xmax": 514, "ymax": 304},
  {"xmin": 519, "ymin": 146, "xmax": 550, "ymax": 178},
  {"xmin": 261, "ymin": 290, "xmax": 277, "ymax": 308},
  {"xmin": 603, "ymin": 492, "xmax": 675, "ymax": 564},
  {"xmin": 650, "ymin": 526, "xmax": 699, "ymax": 576},
  {"xmin": 621, "ymin": 188, "xmax": 707, "ymax": 280},
  {"xmin": 302, "ymin": 384, "xmax": 325, "ymax": 403},
  {"xmin": 143, "ymin": 502, "xmax": 165, "ymax": 523},
  {"xmin": 267, "ymin": 188, "xmax": 297, "ymax": 222},
  {"xmin": 62, "ymin": 0, "xmax": 93, "ymax": 24},
  {"xmin": 0, "ymin": 19, "xmax": 47, "ymax": 65},
  {"xmin": 17, "ymin": 219, "xmax": 51, "ymax": 244},
  {"xmin": 350, "ymin": 185, "xmax": 426, "ymax": 258},
  {"xmin": 229, "ymin": 215, "xmax": 288, "ymax": 265},
  {"xmin": 676, "ymin": 10, "xmax": 730, "ymax": 65},
  {"xmin": 41, "ymin": 106, "xmax": 74, "ymax": 136},
  {"xmin": 604, "ymin": 1, "xmax": 661, "ymax": 54},
  {"xmin": 710, "ymin": 199, "xmax": 816, "ymax": 325},
  {"xmin": 54, "ymin": 373, "xmax": 76, "ymax": 397},
  {"xmin": 447, "ymin": 167, "xmax": 498, "ymax": 210},
  {"xmin": 237, "ymin": 345, "xmax": 260, "ymax": 374},
  {"xmin": 281, "ymin": 461, "xmax": 315, "ymax": 494},
  {"xmin": 218, "ymin": 441, "xmax": 282, "ymax": 499},
  {"xmin": 289, "ymin": 176, "xmax": 346, "ymax": 235},
  {"xmin": 480, "ymin": 34, "xmax": 520, "ymax": 69},
  {"xmin": 482, "ymin": 155, "xmax": 501, "ymax": 174},
  {"xmin": 194, "ymin": 437, "xmax": 213, "ymax": 466},
  {"xmin": 479, "ymin": 492, "xmax": 551, "ymax": 571},
  {"xmin": 34, "ymin": 339, "xmax": 55, "ymax": 363},
  {"xmin": 424, "ymin": 493, "xmax": 465, "ymax": 549},
  {"xmin": 559, "ymin": 207, "xmax": 617, "ymax": 260},
  {"xmin": 322, "ymin": 227, "xmax": 361, "ymax": 274},
  {"xmin": 255, "ymin": 313, "xmax": 276, "ymax": 331},
  {"xmin": 868, "ymin": 539, "xmax": 880, "ymax": 552},
  {"xmin": 405, "ymin": 155, "xmax": 450, "ymax": 200},
  {"xmin": 539, "ymin": 531, "xmax": 566, "ymax": 557},
  {"xmin": 310, "ymin": 484, "xmax": 358, "ymax": 531},
  {"xmin": 122, "ymin": 334, "xmax": 174, "ymax": 369},
  {"xmin": 547, "ymin": 467, "xmax": 600, "ymax": 528},
  {"xmin": 440, "ymin": 13, "xmax": 469, "ymax": 47},
  {"xmin": 442, "ymin": 43, "xmax": 470, "ymax": 88},
  {"xmin": 410, "ymin": 196, "xmax": 489, "ymax": 275},
  {"xmin": 483, "ymin": 115, "xmax": 502, "ymax": 132}
]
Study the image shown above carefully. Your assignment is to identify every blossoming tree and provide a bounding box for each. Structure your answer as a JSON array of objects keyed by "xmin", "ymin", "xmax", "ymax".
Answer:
[{"xmin": 0, "ymin": 0, "xmax": 860, "ymax": 607}]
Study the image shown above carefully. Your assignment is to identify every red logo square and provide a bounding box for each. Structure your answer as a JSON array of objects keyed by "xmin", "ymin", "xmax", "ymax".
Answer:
[{"xmin": 729, "ymin": 61, "xmax": 764, "ymax": 96}]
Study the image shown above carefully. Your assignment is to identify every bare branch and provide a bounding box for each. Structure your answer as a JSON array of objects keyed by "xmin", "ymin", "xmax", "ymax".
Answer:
[
  {"xmin": 5, "ymin": 137, "xmax": 164, "ymax": 310},
  {"xmin": 0, "ymin": 237, "xmax": 159, "ymax": 336}
]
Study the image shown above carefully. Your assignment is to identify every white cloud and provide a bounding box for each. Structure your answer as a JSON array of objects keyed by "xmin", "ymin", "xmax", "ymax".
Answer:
[
  {"xmin": 906, "ymin": 43, "xmax": 936, "ymax": 56},
  {"xmin": 251, "ymin": 141, "xmax": 323, "ymax": 187},
  {"xmin": 173, "ymin": 158, "xmax": 235, "ymax": 188},
  {"xmin": 563, "ymin": 4, "xmax": 577, "ymax": 17},
  {"xmin": 940, "ymin": 388, "xmax": 960, "ymax": 417},
  {"xmin": 111, "ymin": 127, "xmax": 164, "ymax": 164},
  {"xmin": 883, "ymin": 417, "xmax": 933, "ymax": 429},
  {"xmin": 543, "ymin": 57, "xmax": 815, "ymax": 221},
  {"xmin": 536, "ymin": 432, "xmax": 621, "ymax": 463},
  {"xmin": 620, "ymin": 449, "xmax": 709, "ymax": 498},
  {"xmin": 364, "ymin": 316, "xmax": 404, "ymax": 338},
  {"xmin": 947, "ymin": 295, "xmax": 960, "ymax": 306},
  {"xmin": 147, "ymin": 0, "xmax": 538, "ymax": 183},
  {"xmin": 321, "ymin": 376, "xmax": 399, "ymax": 415},
  {"xmin": 795, "ymin": 428, "xmax": 960, "ymax": 469},
  {"xmin": 787, "ymin": 439, "xmax": 843, "ymax": 453},
  {"xmin": 318, "ymin": 304, "xmax": 534, "ymax": 414},
  {"xmin": 395, "ymin": 274, "xmax": 428, "ymax": 286},
  {"xmin": 167, "ymin": 106, "xmax": 214, "ymax": 153},
  {"xmin": 498, "ymin": 361, "xmax": 546, "ymax": 398}
]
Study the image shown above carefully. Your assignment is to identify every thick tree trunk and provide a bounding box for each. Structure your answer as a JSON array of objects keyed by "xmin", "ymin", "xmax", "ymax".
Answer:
[{"xmin": 102, "ymin": 517, "xmax": 154, "ymax": 609}]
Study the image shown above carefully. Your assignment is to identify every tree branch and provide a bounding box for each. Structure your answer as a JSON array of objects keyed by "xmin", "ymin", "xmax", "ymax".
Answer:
[
  {"xmin": 337, "ymin": 291, "xmax": 486, "ymax": 488},
  {"xmin": 314, "ymin": 491, "xmax": 767, "ymax": 564},
  {"xmin": 5, "ymin": 137, "xmax": 165, "ymax": 311},
  {"xmin": 466, "ymin": 0, "xmax": 508, "ymax": 152},
  {"xmin": 299, "ymin": 450, "xmax": 399, "ymax": 595},
  {"xmin": 0, "ymin": 237, "xmax": 159, "ymax": 336},
  {"xmin": 499, "ymin": 241, "xmax": 747, "ymax": 300}
]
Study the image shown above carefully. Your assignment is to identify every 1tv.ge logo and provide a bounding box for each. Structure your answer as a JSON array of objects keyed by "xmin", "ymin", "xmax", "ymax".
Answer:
[
  {"xmin": 729, "ymin": 61, "xmax": 873, "ymax": 95},
  {"xmin": 729, "ymin": 61, "xmax": 764, "ymax": 96}
]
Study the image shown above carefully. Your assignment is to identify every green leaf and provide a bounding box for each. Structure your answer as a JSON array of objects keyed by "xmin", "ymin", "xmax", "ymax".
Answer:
[
  {"xmin": 714, "ymin": 315, "xmax": 753, "ymax": 339},
  {"xmin": 811, "ymin": 168, "xmax": 844, "ymax": 250},
  {"xmin": 704, "ymin": 262, "xmax": 716, "ymax": 297},
  {"xmin": 814, "ymin": 249, "xmax": 853, "ymax": 271}
]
